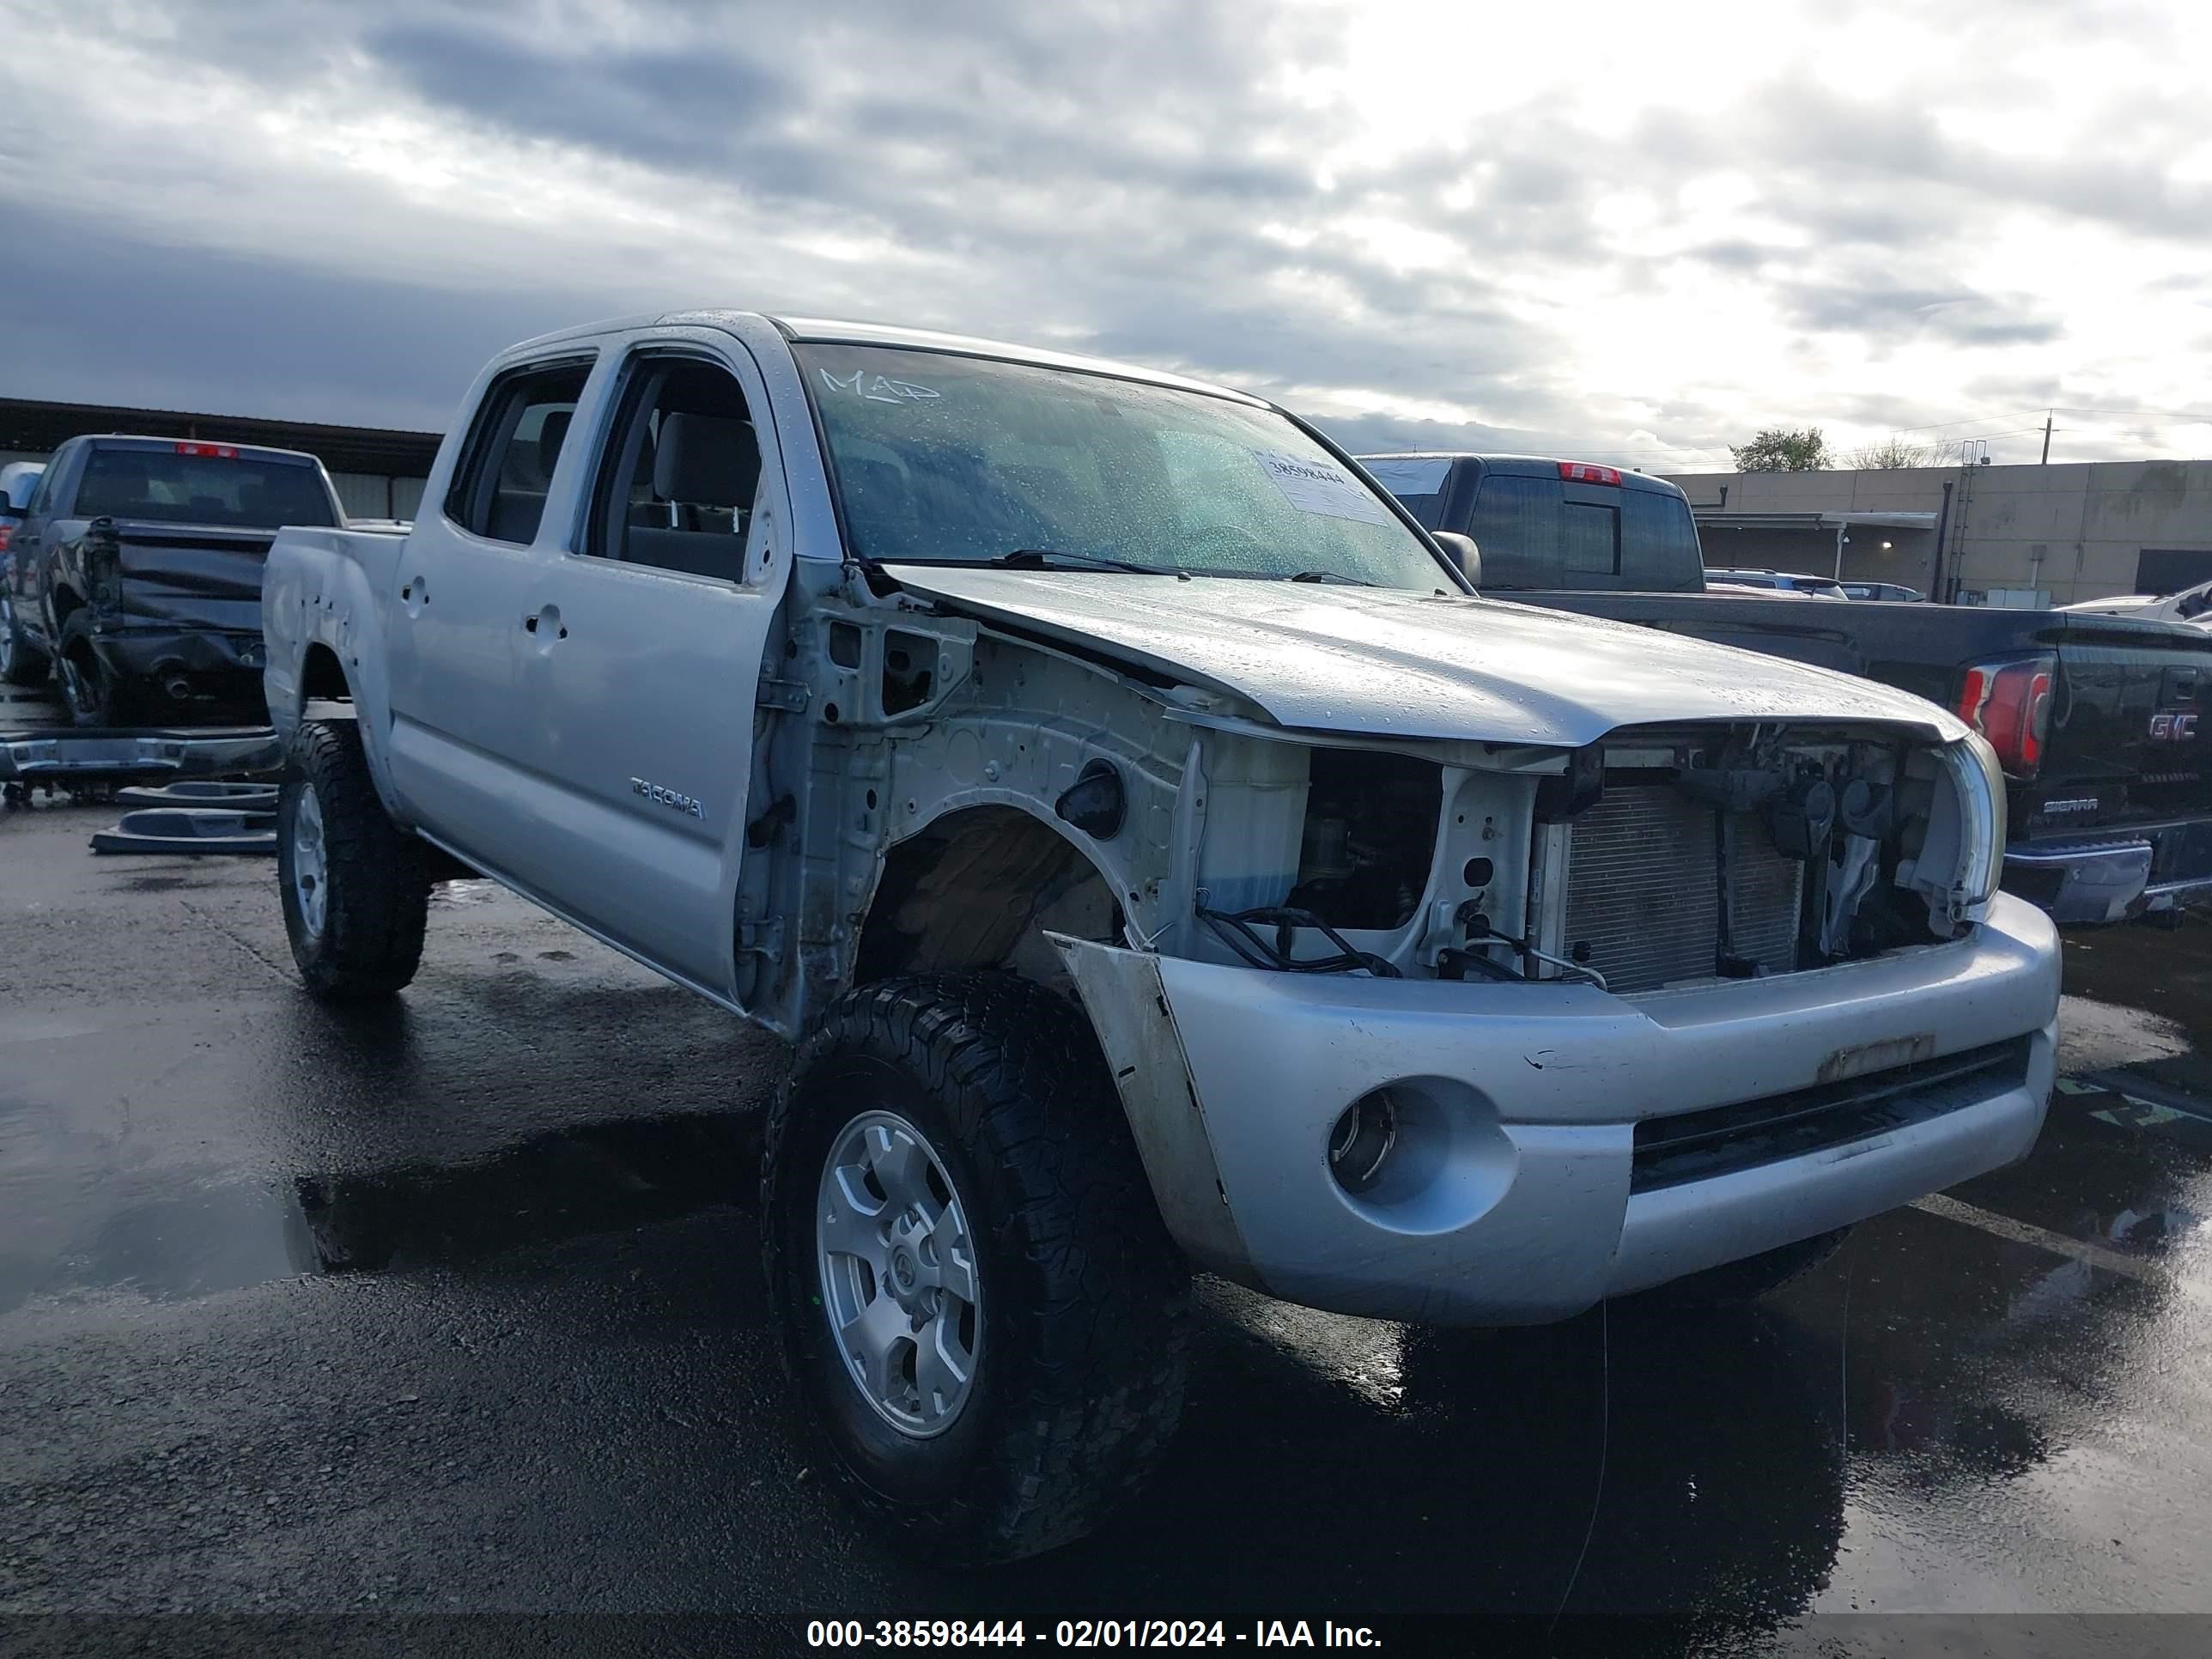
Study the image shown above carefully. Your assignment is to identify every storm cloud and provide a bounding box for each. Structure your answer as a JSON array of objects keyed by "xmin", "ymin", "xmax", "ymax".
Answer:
[{"xmin": 1, "ymin": 0, "xmax": 2204, "ymax": 467}]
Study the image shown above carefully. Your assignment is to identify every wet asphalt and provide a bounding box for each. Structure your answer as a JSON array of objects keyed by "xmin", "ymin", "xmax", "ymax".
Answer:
[{"xmin": 3, "ymin": 720, "xmax": 2211, "ymax": 1639}]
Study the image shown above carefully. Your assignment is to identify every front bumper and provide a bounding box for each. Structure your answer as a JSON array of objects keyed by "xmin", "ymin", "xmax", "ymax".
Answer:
[{"xmin": 1056, "ymin": 891, "xmax": 2060, "ymax": 1326}]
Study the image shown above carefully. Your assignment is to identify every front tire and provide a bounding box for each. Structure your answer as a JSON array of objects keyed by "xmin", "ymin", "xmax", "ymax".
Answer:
[
  {"xmin": 763, "ymin": 973, "xmax": 1189, "ymax": 1564},
  {"xmin": 276, "ymin": 720, "xmax": 429, "ymax": 1000}
]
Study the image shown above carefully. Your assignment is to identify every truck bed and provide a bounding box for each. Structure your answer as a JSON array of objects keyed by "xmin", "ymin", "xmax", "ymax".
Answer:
[{"xmin": 1497, "ymin": 588, "xmax": 2212, "ymax": 900}]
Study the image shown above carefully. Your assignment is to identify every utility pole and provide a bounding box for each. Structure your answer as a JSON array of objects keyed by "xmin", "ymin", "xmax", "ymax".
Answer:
[{"xmin": 2040, "ymin": 411, "xmax": 2052, "ymax": 465}]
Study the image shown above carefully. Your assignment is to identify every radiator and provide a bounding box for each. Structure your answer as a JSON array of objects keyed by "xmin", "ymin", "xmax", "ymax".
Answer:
[{"xmin": 1563, "ymin": 786, "xmax": 1803, "ymax": 994}]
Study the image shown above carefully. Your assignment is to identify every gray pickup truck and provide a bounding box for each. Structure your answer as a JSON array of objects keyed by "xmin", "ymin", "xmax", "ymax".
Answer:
[{"xmin": 261, "ymin": 312, "xmax": 2059, "ymax": 1562}]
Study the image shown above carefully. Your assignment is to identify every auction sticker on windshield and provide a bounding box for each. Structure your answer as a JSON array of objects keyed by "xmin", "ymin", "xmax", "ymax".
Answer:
[{"xmin": 1250, "ymin": 449, "xmax": 1393, "ymax": 525}]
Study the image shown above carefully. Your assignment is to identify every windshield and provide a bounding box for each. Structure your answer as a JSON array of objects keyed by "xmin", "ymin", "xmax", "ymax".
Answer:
[
  {"xmin": 797, "ymin": 344, "xmax": 1455, "ymax": 589},
  {"xmin": 76, "ymin": 449, "xmax": 337, "ymax": 529}
]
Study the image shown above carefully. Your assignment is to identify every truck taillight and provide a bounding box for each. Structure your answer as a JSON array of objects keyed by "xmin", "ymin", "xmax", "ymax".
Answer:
[
  {"xmin": 1558, "ymin": 461, "xmax": 1621, "ymax": 486},
  {"xmin": 176, "ymin": 441, "xmax": 237, "ymax": 459},
  {"xmin": 0, "ymin": 524, "xmax": 11, "ymax": 551},
  {"xmin": 1958, "ymin": 656, "xmax": 2054, "ymax": 778}
]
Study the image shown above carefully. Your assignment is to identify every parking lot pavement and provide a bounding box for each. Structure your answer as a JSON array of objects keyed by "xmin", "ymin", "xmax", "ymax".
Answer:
[{"xmin": 3, "ymin": 790, "xmax": 2210, "ymax": 1635}]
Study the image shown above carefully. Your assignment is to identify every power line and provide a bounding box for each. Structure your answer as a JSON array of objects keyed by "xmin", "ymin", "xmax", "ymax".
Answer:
[
  {"xmin": 1883, "ymin": 408, "xmax": 2046, "ymax": 435},
  {"xmin": 2051, "ymin": 405, "xmax": 2212, "ymax": 423}
]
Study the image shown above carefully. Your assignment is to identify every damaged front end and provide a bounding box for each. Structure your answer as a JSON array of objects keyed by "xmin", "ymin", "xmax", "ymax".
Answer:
[
  {"xmin": 1044, "ymin": 714, "xmax": 2044, "ymax": 1323},
  {"xmin": 1178, "ymin": 718, "xmax": 2008, "ymax": 997}
]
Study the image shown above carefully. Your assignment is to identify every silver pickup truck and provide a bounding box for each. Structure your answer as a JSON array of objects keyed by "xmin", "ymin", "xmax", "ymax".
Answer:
[{"xmin": 261, "ymin": 311, "xmax": 2061, "ymax": 1562}]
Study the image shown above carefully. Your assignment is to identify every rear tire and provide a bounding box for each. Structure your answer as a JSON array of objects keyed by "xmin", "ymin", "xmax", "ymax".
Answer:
[
  {"xmin": 276, "ymin": 719, "xmax": 429, "ymax": 1000},
  {"xmin": 0, "ymin": 595, "xmax": 47, "ymax": 686},
  {"xmin": 763, "ymin": 972, "xmax": 1189, "ymax": 1564},
  {"xmin": 1637, "ymin": 1226, "xmax": 1851, "ymax": 1308},
  {"xmin": 56, "ymin": 615, "xmax": 136, "ymax": 726}
]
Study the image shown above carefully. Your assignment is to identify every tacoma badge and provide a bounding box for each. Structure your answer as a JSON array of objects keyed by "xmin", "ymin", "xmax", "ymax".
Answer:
[{"xmin": 630, "ymin": 776, "xmax": 706, "ymax": 819}]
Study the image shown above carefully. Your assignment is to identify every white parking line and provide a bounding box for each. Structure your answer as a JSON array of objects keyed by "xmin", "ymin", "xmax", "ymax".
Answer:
[{"xmin": 1910, "ymin": 1192, "xmax": 2169, "ymax": 1285}]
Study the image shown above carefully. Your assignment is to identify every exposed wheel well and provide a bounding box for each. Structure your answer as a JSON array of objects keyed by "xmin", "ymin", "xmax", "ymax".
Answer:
[
  {"xmin": 853, "ymin": 805, "xmax": 1124, "ymax": 995},
  {"xmin": 300, "ymin": 643, "xmax": 350, "ymax": 702}
]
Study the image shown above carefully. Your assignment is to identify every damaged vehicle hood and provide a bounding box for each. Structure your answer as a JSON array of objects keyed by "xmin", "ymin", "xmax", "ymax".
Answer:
[{"xmin": 884, "ymin": 568, "xmax": 1967, "ymax": 748}]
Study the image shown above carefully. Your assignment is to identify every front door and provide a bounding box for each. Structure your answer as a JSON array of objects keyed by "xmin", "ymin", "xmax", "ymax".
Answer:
[{"xmin": 502, "ymin": 337, "xmax": 786, "ymax": 997}]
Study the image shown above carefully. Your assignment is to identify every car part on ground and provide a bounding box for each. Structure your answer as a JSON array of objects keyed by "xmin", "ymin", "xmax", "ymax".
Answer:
[
  {"xmin": 0, "ymin": 725, "xmax": 281, "ymax": 787},
  {"xmin": 113, "ymin": 780, "xmax": 280, "ymax": 810},
  {"xmin": 88, "ymin": 805, "xmax": 276, "ymax": 855}
]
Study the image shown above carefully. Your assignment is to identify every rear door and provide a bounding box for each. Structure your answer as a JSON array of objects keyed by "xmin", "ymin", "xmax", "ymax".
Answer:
[
  {"xmin": 382, "ymin": 354, "xmax": 598, "ymax": 854},
  {"xmin": 501, "ymin": 330, "xmax": 787, "ymax": 997}
]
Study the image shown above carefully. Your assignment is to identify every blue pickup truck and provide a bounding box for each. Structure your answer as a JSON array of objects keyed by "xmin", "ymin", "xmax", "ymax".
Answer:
[{"xmin": 1362, "ymin": 453, "xmax": 2212, "ymax": 925}]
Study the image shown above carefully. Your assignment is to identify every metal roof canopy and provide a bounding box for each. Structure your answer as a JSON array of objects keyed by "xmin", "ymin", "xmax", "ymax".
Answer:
[
  {"xmin": 1692, "ymin": 509, "xmax": 1939, "ymax": 580},
  {"xmin": 0, "ymin": 397, "xmax": 440, "ymax": 477},
  {"xmin": 1692, "ymin": 509, "xmax": 1938, "ymax": 532}
]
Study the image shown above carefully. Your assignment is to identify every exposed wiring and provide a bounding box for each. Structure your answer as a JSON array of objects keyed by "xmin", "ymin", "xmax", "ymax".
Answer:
[
  {"xmin": 1466, "ymin": 920, "xmax": 1611, "ymax": 991},
  {"xmin": 1551, "ymin": 1297, "xmax": 1610, "ymax": 1632},
  {"xmin": 1838, "ymin": 1230, "xmax": 1857, "ymax": 1474},
  {"xmin": 1196, "ymin": 903, "xmax": 1401, "ymax": 978}
]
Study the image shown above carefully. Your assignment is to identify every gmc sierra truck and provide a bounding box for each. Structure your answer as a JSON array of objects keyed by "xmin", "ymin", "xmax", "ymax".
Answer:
[
  {"xmin": 5, "ymin": 434, "xmax": 343, "ymax": 723},
  {"xmin": 262, "ymin": 313, "xmax": 2058, "ymax": 1562},
  {"xmin": 1363, "ymin": 453, "xmax": 2212, "ymax": 925}
]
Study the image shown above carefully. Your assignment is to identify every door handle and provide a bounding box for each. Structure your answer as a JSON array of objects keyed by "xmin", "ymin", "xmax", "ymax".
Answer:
[{"xmin": 525, "ymin": 605, "xmax": 567, "ymax": 641}]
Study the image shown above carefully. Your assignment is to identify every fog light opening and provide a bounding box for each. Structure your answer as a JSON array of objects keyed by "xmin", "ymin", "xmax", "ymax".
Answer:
[{"xmin": 1328, "ymin": 1088, "xmax": 1400, "ymax": 1195}]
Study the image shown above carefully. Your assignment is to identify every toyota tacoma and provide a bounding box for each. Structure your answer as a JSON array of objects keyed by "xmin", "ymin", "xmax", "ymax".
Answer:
[{"xmin": 261, "ymin": 313, "xmax": 2060, "ymax": 1562}]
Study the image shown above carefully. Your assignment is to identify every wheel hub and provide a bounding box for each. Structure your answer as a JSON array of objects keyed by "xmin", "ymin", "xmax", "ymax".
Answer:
[
  {"xmin": 815, "ymin": 1109, "xmax": 980, "ymax": 1438},
  {"xmin": 289, "ymin": 783, "xmax": 329, "ymax": 940}
]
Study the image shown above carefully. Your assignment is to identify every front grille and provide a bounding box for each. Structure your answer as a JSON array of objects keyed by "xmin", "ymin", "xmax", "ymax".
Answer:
[
  {"xmin": 1563, "ymin": 786, "xmax": 1802, "ymax": 994},
  {"xmin": 1630, "ymin": 1036, "xmax": 2033, "ymax": 1193}
]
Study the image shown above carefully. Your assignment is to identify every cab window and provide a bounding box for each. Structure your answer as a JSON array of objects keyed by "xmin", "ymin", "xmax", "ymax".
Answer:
[
  {"xmin": 586, "ymin": 356, "xmax": 763, "ymax": 582},
  {"xmin": 446, "ymin": 358, "xmax": 594, "ymax": 544}
]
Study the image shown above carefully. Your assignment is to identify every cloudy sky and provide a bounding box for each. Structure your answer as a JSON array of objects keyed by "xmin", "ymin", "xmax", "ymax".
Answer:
[{"xmin": 3, "ymin": 0, "xmax": 2209, "ymax": 471}]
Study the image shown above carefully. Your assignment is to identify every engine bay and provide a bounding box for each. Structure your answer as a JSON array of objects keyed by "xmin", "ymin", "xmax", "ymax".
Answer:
[{"xmin": 1188, "ymin": 722, "xmax": 1987, "ymax": 989}]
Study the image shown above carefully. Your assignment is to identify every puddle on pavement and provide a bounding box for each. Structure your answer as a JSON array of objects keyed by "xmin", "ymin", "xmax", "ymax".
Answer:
[
  {"xmin": 2063, "ymin": 920, "xmax": 2212, "ymax": 1054},
  {"xmin": 0, "ymin": 1109, "xmax": 759, "ymax": 1314}
]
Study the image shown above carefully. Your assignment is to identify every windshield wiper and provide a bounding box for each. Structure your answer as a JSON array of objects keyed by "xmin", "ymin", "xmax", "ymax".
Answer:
[
  {"xmin": 993, "ymin": 547, "xmax": 1185, "ymax": 577},
  {"xmin": 1287, "ymin": 569, "xmax": 1375, "ymax": 586}
]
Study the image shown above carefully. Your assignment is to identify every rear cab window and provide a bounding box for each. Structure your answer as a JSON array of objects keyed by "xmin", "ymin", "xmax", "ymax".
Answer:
[
  {"xmin": 1452, "ymin": 462, "xmax": 1702, "ymax": 592},
  {"xmin": 74, "ymin": 444, "xmax": 338, "ymax": 529},
  {"xmin": 446, "ymin": 357, "xmax": 596, "ymax": 544}
]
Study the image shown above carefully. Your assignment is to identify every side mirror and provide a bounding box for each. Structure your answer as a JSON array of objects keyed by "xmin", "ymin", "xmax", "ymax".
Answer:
[{"xmin": 1433, "ymin": 532, "xmax": 1481, "ymax": 587}]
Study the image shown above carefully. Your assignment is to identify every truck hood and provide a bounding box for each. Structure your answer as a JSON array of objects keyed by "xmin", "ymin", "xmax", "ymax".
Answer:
[{"xmin": 884, "ymin": 567, "xmax": 1966, "ymax": 748}]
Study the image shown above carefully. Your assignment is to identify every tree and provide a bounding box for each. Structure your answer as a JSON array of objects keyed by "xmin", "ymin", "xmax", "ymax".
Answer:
[
  {"xmin": 1848, "ymin": 435, "xmax": 1931, "ymax": 469},
  {"xmin": 1729, "ymin": 426, "xmax": 1830, "ymax": 471}
]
